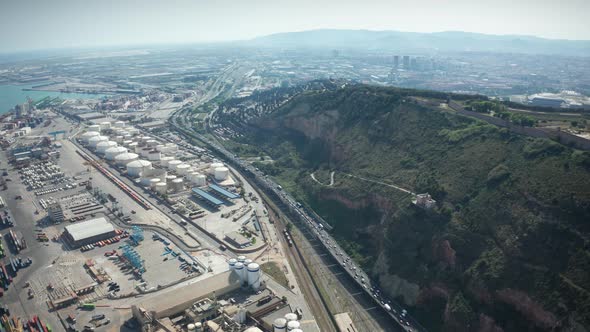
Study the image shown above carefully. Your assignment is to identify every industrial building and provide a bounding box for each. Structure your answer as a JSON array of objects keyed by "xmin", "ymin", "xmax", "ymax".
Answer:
[
  {"xmin": 131, "ymin": 270, "xmax": 242, "ymax": 322},
  {"xmin": 63, "ymin": 217, "xmax": 116, "ymax": 247}
]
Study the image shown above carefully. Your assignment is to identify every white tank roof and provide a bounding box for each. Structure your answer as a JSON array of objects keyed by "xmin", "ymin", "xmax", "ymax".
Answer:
[
  {"xmin": 243, "ymin": 328, "xmax": 263, "ymax": 332},
  {"xmin": 284, "ymin": 313, "xmax": 298, "ymax": 321},
  {"xmin": 287, "ymin": 321, "xmax": 300, "ymax": 329},
  {"xmin": 105, "ymin": 146, "xmax": 127, "ymax": 154},
  {"xmin": 126, "ymin": 160, "xmax": 152, "ymax": 168},
  {"xmin": 88, "ymin": 135, "xmax": 108, "ymax": 142},
  {"xmin": 115, "ymin": 152, "xmax": 139, "ymax": 161},
  {"xmin": 96, "ymin": 141, "xmax": 117, "ymax": 148},
  {"xmin": 247, "ymin": 262, "xmax": 260, "ymax": 271},
  {"xmin": 273, "ymin": 318, "xmax": 287, "ymax": 327}
]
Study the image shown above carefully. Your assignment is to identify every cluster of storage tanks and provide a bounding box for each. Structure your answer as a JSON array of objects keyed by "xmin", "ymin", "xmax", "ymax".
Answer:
[
  {"xmin": 272, "ymin": 313, "xmax": 303, "ymax": 332},
  {"xmin": 228, "ymin": 256, "xmax": 261, "ymax": 291},
  {"xmin": 81, "ymin": 122, "xmax": 234, "ymax": 196}
]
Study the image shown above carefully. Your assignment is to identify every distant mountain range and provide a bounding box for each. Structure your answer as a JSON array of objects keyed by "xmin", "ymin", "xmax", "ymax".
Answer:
[{"xmin": 248, "ymin": 29, "xmax": 590, "ymax": 56}]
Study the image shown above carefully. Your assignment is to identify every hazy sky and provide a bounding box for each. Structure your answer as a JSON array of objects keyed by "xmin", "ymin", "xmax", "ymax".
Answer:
[{"xmin": 1, "ymin": 0, "xmax": 589, "ymax": 52}]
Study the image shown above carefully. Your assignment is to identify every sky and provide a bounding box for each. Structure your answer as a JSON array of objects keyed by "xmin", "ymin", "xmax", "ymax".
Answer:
[{"xmin": 1, "ymin": 0, "xmax": 589, "ymax": 52}]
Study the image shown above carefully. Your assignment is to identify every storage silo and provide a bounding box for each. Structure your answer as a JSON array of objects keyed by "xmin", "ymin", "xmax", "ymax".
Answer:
[
  {"xmin": 146, "ymin": 139, "xmax": 158, "ymax": 147},
  {"xmin": 165, "ymin": 175, "xmax": 177, "ymax": 184},
  {"xmin": 228, "ymin": 258, "xmax": 237, "ymax": 271},
  {"xmin": 234, "ymin": 262, "xmax": 245, "ymax": 283},
  {"xmin": 209, "ymin": 162, "xmax": 224, "ymax": 174},
  {"xmin": 160, "ymin": 156, "xmax": 174, "ymax": 167},
  {"xmin": 128, "ymin": 142, "xmax": 139, "ymax": 152},
  {"xmin": 168, "ymin": 160, "xmax": 182, "ymax": 171},
  {"xmin": 155, "ymin": 182, "xmax": 167, "ymax": 194},
  {"xmin": 155, "ymin": 144, "xmax": 165, "ymax": 152},
  {"xmin": 126, "ymin": 159, "xmax": 152, "ymax": 178},
  {"xmin": 165, "ymin": 143, "xmax": 178, "ymax": 153},
  {"xmin": 114, "ymin": 121, "xmax": 126, "ymax": 128},
  {"xmin": 140, "ymin": 177, "xmax": 152, "ymax": 186},
  {"xmin": 139, "ymin": 147, "xmax": 152, "ymax": 158},
  {"xmin": 99, "ymin": 121, "xmax": 111, "ymax": 130},
  {"xmin": 273, "ymin": 318, "xmax": 287, "ymax": 332},
  {"xmin": 287, "ymin": 321, "xmax": 300, "ymax": 331},
  {"xmin": 192, "ymin": 174, "xmax": 207, "ymax": 187},
  {"xmin": 237, "ymin": 255, "xmax": 246, "ymax": 263},
  {"xmin": 147, "ymin": 150, "xmax": 161, "ymax": 161},
  {"xmin": 194, "ymin": 322, "xmax": 202, "ymax": 332},
  {"xmin": 149, "ymin": 178, "xmax": 161, "ymax": 189},
  {"xmin": 96, "ymin": 141, "xmax": 118, "ymax": 154},
  {"xmin": 105, "ymin": 146, "xmax": 128, "ymax": 160},
  {"xmin": 81, "ymin": 131, "xmax": 100, "ymax": 144},
  {"xmin": 88, "ymin": 124, "xmax": 101, "ymax": 132},
  {"xmin": 284, "ymin": 313, "xmax": 298, "ymax": 322},
  {"xmin": 176, "ymin": 164, "xmax": 190, "ymax": 176},
  {"xmin": 187, "ymin": 323, "xmax": 195, "ymax": 331},
  {"xmin": 140, "ymin": 136, "xmax": 152, "ymax": 145},
  {"xmin": 244, "ymin": 259, "xmax": 253, "ymax": 266},
  {"xmin": 247, "ymin": 262, "xmax": 261, "ymax": 290},
  {"xmin": 114, "ymin": 135, "xmax": 124, "ymax": 143},
  {"xmin": 290, "ymin": 329, "xmax": 303, "ymax": 332},
  {"xmin": 88, "ymin": 135, "xmax": 108, "ymax": 149},
  {"xmin": 127, "ymin": 128, "xmax": 139, "ymax": 135},
  {"xmin": 114, "ymin": 152, "xmax": 138, "ymax": 166},
  {"xmin": 214, "ymin": 167, "xmax": 229, "ymax": 181},
  {"xmin": 171, "ymin": 178, "xmax": 184, "ymax": 192}
]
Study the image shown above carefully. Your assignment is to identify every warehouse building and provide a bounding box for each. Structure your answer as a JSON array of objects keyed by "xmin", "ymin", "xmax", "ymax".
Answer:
[
  {"xmin": 132, "ymin": 270, "xmax": 242, "ymax": 324},
  {"xmin": 63, "ymin": 217, "xmax": 116, "ymax": 247}
]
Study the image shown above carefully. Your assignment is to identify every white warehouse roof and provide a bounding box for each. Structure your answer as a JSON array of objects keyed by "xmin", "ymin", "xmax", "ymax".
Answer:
[{"xmin": 65, "ymin": 217, "xmax": 115, "ymax": 242}]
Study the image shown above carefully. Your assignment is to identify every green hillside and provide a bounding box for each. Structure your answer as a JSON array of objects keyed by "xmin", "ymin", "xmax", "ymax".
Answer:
[{"xmin": 229, "ymin": 85, "xmax": 590, "ymax": 332}]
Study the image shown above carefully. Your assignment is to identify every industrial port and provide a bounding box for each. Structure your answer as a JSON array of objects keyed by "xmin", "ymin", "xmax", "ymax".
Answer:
[{"xmin": 0, "ymin": 102, "xmax": 322, "ymax": 332}]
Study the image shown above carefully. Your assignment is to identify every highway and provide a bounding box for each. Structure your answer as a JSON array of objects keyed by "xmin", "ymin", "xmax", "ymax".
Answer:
[{"xmin": 168, "ymin": 104, "xmax": 427, "ymax": 331}]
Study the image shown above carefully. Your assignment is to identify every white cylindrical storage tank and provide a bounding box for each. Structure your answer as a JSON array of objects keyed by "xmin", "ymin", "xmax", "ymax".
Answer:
[
  {"xmin": 214, "ymin": 167, "xmax": 229, "ymax": 181},
  {"xmin": 126, "ymin": 159, "xmax": 152, "ymax": 178},
  {"xmin": 105, "ymin": 146, "xmax": 128, "ymax": 160},
  {"xmin": 129, "ymin": 142, "xmax": 139, "ymax": 152},
  {"xmin": 194, "ymin": 322, "xmax": 202, "ymax": 332},
  {"xmin": 141, "ymin": 136, "xmax": 152, "ymax": 145},
  {"xmin": 168, "ymin": 160, "xmax": 182, "ymax": 171},
  {"xmin": 96, "ymin": 141, "xmax": 117, "ymax": 154},
  {"xmin": 234, "ymin": 262, "xmax": 245, "ymax": 282},
  {"xmin": 140, "ymin": 148, "xmax": 151, "ymax": 158},
  {"xmin": 160, "ymin": 156, "xmax": 174, "ymax": 167},
  {"xmin": 287, "ymin": 321, "xmax": 300, "ymax": 331},
  {"xmin": 187, "ymin": 323, "xmax": 195, "ymax": 331},
  {"xmin": 171, "ymin": 178, "xmax": 184, "ymax": 192},
  {"xmin": 209, "ymin": 162, "xmax": 224, "ymax": 174},
  {"xmin": 192, "ymin": 174, "xmax": 206, "ymax": 187},
  {"xmin": 247, "ymin": 262, "xmax": 261, "ymax": 290},
  {"xmin": 147, "ymin": 150, "xmax": 161, "ymax": 161},
  {"xmin": 149, "ymin": 178, "xmax": 160, "ymax": 189},
  {"xmin": 165, "ymin": 175, "xmax": 177, "ymax": 184},
  {"xmin": 123, "ymin": 134, "xmax": 132, "ymax": 141},
  {"xmin": 122, "ymin": 139, "xmax": 133, "ymax": 146},
  {"xmin": 81, "ymin": 131, "xmax": 100, "ymax": 144},
  {"xmin": 165, "ymin": 143, "xmax": 178, "ymax": 152},
  {"xmin": 146, "ymin": 139, "xmax": 158, "ymax": 147},
  {"xmin": 273, "ymin": 318, "xmax": 287, "ymax": 332},
  {"xmin": 114, "ymin": 135, "xmax": 124, "ymax": 143},
  {"xmin": 114, "ymin": 121, "xmax": 126, "ymax": 128},
  {"xmin": 237, "ymin": 255, "xmax": 246, "ymax": 263},
  {"xmin": 88, "ymin": 135, "xmax": 108, "ymax": 148},
  {"xmin": 228, "ymin": 258, "xmax": 237, "ymax": 271},
  {"xmin": 244, "ymin": 259, "xmax": 253, "ymax": 266},
  {"xmin": 127, "ymin": 128, "xmax": 139, "ymax": 135},
  {"xmin": 99, "ymin": 121, "xmax": 111, "ymax": 130},
  {"xmin": 284, "ymin": 313, "xmax": 297, "ymax": 322},
  {"xmin": 155, "ymin": 182, "xmax": 167, "ymax": 194},
  {"xmin": 114, "ymin": 152, "xmax": 138, "ymax": 166},
  {"xmin": 140, "ymin": 177, "xmax": 151, "ymax": 186},
  {"xmin": 291, "ymin": 330, "xmax": 303, "ymax": 332},
  {"xmin": 176, "ymin": 164, "xmax": 190, "ymax": 176},
  {"xmin": 88, "ymin": 124, "xmax": 101, "ymax": 132},
  {"xmin": 155, "ymin": 144, "xmax": 165, "ymax": 152}
]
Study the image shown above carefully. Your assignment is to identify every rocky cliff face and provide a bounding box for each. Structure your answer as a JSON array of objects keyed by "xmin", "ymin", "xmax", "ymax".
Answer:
[{"xmin": 240, "ymin": 85, "xmax": 590, "ymax": 332}]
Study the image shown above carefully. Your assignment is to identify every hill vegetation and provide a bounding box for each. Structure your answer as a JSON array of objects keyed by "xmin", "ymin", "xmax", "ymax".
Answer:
[{"xmin": 222, "ymin": 84, "xmax": 590, "ymax": 332}]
